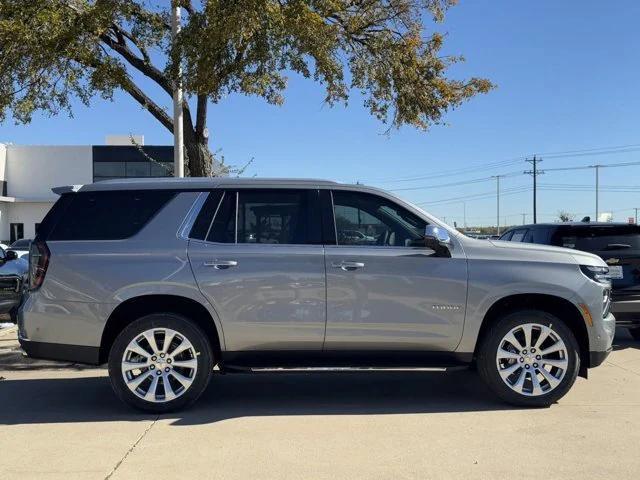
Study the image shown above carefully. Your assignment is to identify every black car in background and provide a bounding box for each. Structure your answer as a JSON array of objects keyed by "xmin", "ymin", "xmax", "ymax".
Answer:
[{"xmin": 499, "ymin": 222, "xmax": 640, "ymax": 340}]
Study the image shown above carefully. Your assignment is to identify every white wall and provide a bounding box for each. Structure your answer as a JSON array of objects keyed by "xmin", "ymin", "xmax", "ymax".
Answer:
[
  {"xmin": 7, "ymin": 202, "xmax": 53, "ymax": 241},
  {"xmin": 0, "ymin": 143, "xmax": 6, "ymax": 182},
  {"xmin": 5, "ymin": 145, "xmax": 92, "ymax": 200}
]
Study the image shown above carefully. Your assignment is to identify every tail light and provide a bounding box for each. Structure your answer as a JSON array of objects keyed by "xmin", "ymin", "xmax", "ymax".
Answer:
[{"xmin": 29, "ymin": 240, "xmax": 50, "ymax": 290}]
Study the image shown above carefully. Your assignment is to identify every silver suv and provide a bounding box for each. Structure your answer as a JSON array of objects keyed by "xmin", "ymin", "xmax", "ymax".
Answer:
[{"xmin": 18, "ymin": 178, "xmax": 615, "ymax": 412}]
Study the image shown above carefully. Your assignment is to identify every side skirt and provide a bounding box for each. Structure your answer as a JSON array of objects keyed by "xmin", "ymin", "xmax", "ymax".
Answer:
[{"xmin": 220, "ymin": 350, "xmax": 473, "ymax": 371}]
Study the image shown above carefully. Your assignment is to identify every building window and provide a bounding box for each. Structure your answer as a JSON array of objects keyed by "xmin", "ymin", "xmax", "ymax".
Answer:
[
  {"xmin": 10, "ymin": 223, "xmax": 24, "ymax": 244},
  {"xmin": 92, "ymin": 146, "xmax": 173, "ymax": 183}
]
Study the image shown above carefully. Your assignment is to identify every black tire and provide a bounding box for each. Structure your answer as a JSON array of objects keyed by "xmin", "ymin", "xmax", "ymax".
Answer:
[
  {"xmin": 629, "ymin": 328, "xmax": 640, "ymax": 341},
  {"xmin": 477, "ymin": 310, "xmax": 580, "ymax": 408},
  {"xmin": 108, "ymin": 313, "xmax": 213, "ymax": 413}
]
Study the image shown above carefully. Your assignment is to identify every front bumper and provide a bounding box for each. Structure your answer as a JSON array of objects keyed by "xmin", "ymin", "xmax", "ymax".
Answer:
[
  {"xmin": 611, "ymin": 297, "xmax": 640, "ymax": 328},
  {"xmin": 589, "ymin": 348, "xmax": 612, "ymax": 368}
]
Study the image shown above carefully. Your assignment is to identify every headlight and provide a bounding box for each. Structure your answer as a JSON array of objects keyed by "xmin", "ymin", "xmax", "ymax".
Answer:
[{"xmin": 580, "ymin": 265, "xmax": 611, "ymax": 285}]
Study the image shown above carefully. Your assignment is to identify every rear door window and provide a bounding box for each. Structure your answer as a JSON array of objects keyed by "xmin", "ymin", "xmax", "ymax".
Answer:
[
  {"xmin": 206, "ymin": 189, "xmax": 321, "ymax": 245},
  {"xmin": 523, "ymin": 228, "xmax": 551, "ymax": 244}
]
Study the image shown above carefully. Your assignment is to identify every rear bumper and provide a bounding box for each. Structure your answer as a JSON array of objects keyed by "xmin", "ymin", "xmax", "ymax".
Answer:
[{"xmin": 18, "ymin": 336, "xmax": 100, "ymax": 365}]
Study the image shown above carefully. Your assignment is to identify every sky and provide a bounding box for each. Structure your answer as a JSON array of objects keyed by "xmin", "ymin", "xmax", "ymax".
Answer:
[{"xmin": 2, "ymin": 0, "xmax": 640, "ymax": 227}]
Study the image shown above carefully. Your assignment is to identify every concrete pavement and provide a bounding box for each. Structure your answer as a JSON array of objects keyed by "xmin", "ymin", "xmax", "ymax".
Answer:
[{"xmin": 1, "ymin": 326, "xmax": 639, "ymax": 479}]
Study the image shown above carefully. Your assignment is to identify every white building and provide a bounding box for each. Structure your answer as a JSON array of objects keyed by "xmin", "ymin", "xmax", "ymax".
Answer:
[{"xmin": 0, "ymin": 137, "xmax": 173, "ymax": 244}]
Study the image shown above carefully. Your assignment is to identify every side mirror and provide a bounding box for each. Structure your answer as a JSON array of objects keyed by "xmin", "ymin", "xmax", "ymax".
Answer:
[
  {"xmin": 424, "ymin": 225, "xmax": 452, "ymax": 257},
  {"xmin": 5, "ymin": 250, "xmax": 18, "ymax": 261}
]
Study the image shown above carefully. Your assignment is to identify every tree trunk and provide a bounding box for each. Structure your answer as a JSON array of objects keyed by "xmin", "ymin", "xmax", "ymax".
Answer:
[{"xmin": 183, "ymin": 125, "xmax": 213, "ymax": 177}]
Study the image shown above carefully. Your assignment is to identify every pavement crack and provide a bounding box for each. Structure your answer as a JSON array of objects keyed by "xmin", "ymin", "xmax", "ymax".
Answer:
[
  {"xmin": 606, "ymin": 360, "xmax": 640, "ymax": 378},
  {"xmin": 104, "ymin": 416, "xmax": 159, "ymax": 480}
]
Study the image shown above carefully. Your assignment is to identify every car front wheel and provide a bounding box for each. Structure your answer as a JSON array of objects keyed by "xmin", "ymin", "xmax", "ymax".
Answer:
[
  {"xmin": 108, "ymin": 313, "xmax": 213, "ymax": 413},
  {"xmin": 477, "ymin": 310, "xmax": 580, "ymax": 407}
]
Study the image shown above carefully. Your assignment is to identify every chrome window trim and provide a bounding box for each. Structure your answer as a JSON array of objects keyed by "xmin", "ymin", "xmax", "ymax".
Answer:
[
  {"xmin": 177, "ymin": 192, "xmax": 208, "ymax": 240},
  {"xmin": 204, "ymin": 191, "xmax": 226, "ymax": 241}
]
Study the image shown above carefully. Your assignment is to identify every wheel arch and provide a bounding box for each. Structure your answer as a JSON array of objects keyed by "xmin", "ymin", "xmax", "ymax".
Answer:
[
  {"xmin": 99, "ymin": 294, "xmax": 222, "ymax": 364},
  {"xmin": 474, "ymin": 293, "xmax": 590, "ymax": 372}
]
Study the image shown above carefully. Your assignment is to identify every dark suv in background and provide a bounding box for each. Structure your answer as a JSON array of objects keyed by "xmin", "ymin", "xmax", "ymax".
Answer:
[{"xmin": 499, "ymin": 221, "xmax": 640, "ymax": 339}]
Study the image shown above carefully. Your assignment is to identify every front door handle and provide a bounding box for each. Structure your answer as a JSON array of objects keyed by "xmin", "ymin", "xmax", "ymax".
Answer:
[
  {"xmin": 331, "ymin": 261, "xmax": 365, "ymax": 271},
  {"xmin": 203, "ymin": 260, "xmax": 238, "ymax": 269}
]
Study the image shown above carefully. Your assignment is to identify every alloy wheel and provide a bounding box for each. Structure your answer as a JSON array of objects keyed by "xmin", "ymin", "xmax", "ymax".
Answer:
[
  {"xmin": 121, "ymin": 328, "xmax": 198, "ymax": 403},
  {"xmin": 495, "ymin": 323, "xmax": 568, "ymax": 397}
]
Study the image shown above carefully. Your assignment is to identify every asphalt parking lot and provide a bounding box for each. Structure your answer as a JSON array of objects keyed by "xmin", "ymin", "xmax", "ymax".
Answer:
[{"xmin": 1, "ymin": 326, "xmax": 639, "ymax": 480}]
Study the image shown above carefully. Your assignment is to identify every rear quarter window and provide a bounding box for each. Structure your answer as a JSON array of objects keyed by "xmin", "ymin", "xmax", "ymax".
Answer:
[{"xmin": 47, "ymin": 190, "xmax": 176, "ymax": 240}]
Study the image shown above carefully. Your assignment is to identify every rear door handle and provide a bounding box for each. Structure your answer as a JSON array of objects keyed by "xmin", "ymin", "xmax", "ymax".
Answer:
[
  {"xmin": 331, "ymin": 261, "xmax": 365, "ymax": 271},
  {"xmin": 203, "ymin": 260, "xmax": 238, "ymax": 269}
]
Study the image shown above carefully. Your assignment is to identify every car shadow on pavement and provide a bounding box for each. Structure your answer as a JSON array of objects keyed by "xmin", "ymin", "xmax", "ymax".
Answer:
[
  {"xmin": 0, "ymin": 368, "xmax": 516, "ymax": 426},
  {"xmin": 613, "ymin": 328, "xmax": 639, "ymax": 352}
]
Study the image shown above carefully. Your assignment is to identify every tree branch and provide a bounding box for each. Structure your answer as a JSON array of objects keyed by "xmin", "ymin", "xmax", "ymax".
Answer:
[
  {"xmin": 119, "ymin": 75, "xmax": 173, "ymax": 132},
  {"xmin": 99, "ymin": 31, "xmax": 173, "ymax": 96}
]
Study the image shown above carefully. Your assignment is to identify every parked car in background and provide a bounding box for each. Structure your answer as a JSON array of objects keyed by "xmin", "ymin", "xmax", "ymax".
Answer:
[
  {"xmin": 499, "ymin": 222, "xmax": 640, "ymax": 340},
  {"xmin": 8, "ymin": 238, "xmax": 32, "ymax": 259},
  {"xmin": 19, "ymin": 178, "xmax": 614, "ymax": 412},
  {"xmin": 0, "ymin": 246, "xmax": 28, "ymax": 321}
]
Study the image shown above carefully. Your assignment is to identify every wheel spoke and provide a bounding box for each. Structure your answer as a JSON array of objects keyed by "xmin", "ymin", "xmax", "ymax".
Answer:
[
  {"xmin": 171, "ymin": 358, "xmax": 198, "ymax": 369},
  {"xmin": 145, "ymin": 375, "xmax": 160, "ymax": 400},
  {"xmin": 162, "ymin": 329, "xmax": 177, "ymax": 354},
  {"xmin": 540, "ymin": 358, "xmax": 568, "ymax": 369},
  {"xmin": 538, "ymin": 366, "xmax": 560, "ymax": 388},
  {"xmin": 497, "ymin": 348, "xmax": 520, "ymax": 360},
  {"xmin": 163, "ymin": 375, "xmax": 176, "ymax": 401},
  {"xmin": 122, "ymin": 359, "xmax": 150, "ymax": 371},
  {"xmin": 170, "ymin": 370, "xmax": 194, "ymax": 389},
  {"xmin": 541, "ymin": 342, "xmax": 564, "ymax": 356},
  {"xmin": 503, "ymin": 331, "xmax": 524, "ymax": 352},
  {"xmin": 498, "ymin": 362, "xmax": 521, "ymax": 380},
  {"xmin": 143, "ymin": 330, "xmax": 160, "ymax": 354},
  {"xmin": 512, "ymin": 368, "xmax": 527, "ymax": 392},
  {"xmin": 534, "ymin": 325, "xmax": 551, "ymax": 349},
  {"xmin": 530, "ymin": 370, "xmax": 543, "ymax": 396},
  {"xmin": 127, "ymin": 372, "xmax": 152, "ymax": 389},
  {"xmin": 522, "ymin": 324, "xmax": 533, "ymax": 349},
  {"xmin": 128, "ymin": 341, "xmax": 151, "ymax": 358},
  {"xmin": 170, "ymin": 340, "xmax": 193, "ymax": 358}
]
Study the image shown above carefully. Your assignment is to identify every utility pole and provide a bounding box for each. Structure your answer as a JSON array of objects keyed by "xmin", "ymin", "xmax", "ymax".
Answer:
[
  {"xmin": 172, "ymin": 3, "xmax": 184, "ymax": 177},
  {"xmin": 522, "ymin": 213, "xmax": 526, "ymax": 225},
  {"xmin": 524, "ymin": 156, "xmax": 544, "ymax": 224},
  {"xmin": 634, "ymin": 207, "xmax": 638, "ymax": 224},
  {"xmin": 463, "ymin": 201, "xmax": 467, "ymax": 229},
  {"xmin": 492, "ymin": 175, "xmax": 502, "ymax": 235},
  {"xmin": 594, "ymin": 165, "xmax": 600, "ymax": 220}
]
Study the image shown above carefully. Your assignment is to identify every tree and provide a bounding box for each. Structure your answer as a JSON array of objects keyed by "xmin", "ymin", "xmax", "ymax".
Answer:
[
  {"xmin": 0, "ymin": 0, "xmax": 493, "ymax": 177},
  {"xmin": 558, "ymin": 210, "xmax": 574, "ymax": 222}
]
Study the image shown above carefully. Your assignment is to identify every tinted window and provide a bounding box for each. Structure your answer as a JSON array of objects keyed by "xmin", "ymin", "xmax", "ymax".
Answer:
[
  {"xmin": 552, "ymin": 225, "xmax": 640, "ymax": 251},
  {"xmin": 189, "ymin": 191, "xmax": 224, "ymax": 240},
  {"xmin": 499, "ymin": 231, "xmax": 514, "ymax": 241},
  {"xmin": 523, "ymin": 228, "xmax": 551, "ymax": 244},
  {"xmin": 48, "ymin": 190, "xmax": 175, "ymax": 240},
  {"xmin": 238, "ymin": 190, "xmax": 316, "ymax": 244},
  {"xmin": 207, "ymin": 191, "xmax": 236, "ymax": 243},
  {"xmin": 10, "ymin": 239, "xmax": 31, "ymax": 248},
  {"xmin": 332, "ymin": 191, "xmax": 427, "ymax": 247},
  {"xmin": 510, "ymin": 229, "xmax": 527, "ymax": 242}
]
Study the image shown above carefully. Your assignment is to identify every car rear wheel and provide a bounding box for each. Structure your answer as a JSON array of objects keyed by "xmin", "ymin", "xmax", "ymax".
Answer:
[
  {"xmin": 108, "ymin": 313, "xmax": 213, "ymax": 413},
  {"xmin": 477, "ymin": 310, "xmax": 580, "ymax": 407}
]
